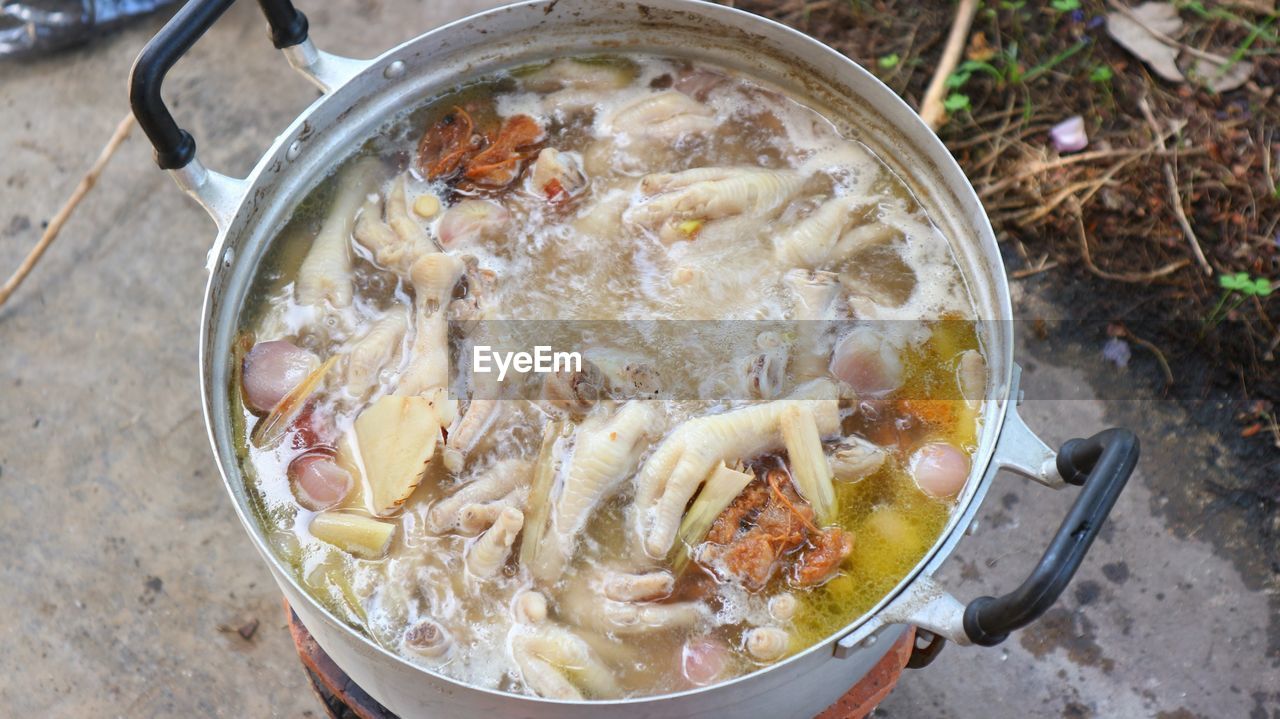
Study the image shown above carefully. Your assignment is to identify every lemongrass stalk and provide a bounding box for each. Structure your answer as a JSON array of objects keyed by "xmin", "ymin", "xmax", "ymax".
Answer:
[
  {"xmin": 670, "ymin": 463, "xmax": 753, "ymax": 574},
  {"xmin": 519, "ymin": 420, "xmax": 563, "ymax": 569},
  {"xmin": 310, "ymin": 511, "xmax": 395, "ymax": 559},
  {"xmin": 780, "ymin": 405, "xmax": 837, "ymax": 524}
]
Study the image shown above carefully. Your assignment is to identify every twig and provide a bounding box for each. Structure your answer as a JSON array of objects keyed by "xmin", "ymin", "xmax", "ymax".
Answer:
[
  {"xmin": 1010, "ymin": 259, "xmax": 1060, "ymax": 279},
  {"xmin": 1016, "ymin": 176, "xmax": 1122, "ymax": 226},
  {"xmin": 919, "ymin": 0, "xmax": 979, "ymax": 131},
  {"xmin": 1262, "ymin": 124, "xmax": 1277, "ymax": 199},
  {"xmin": 1071, "ymin": 199, "xmax": 1191, "ymax": 282},
  {"xmin": 1013, "ymin": 145, "xmax": 1159, "ymax": 226},
  {"xmin": 979, "ymin": 132, "xmax": 1179, "ymax": 197},
  {"xmin": 0, "ymin": 113, "xmax": 136, "ymax": 310},
  {"xmin": 1125, "ymin": 331, "xmax": 1175, "ymax": 387},
  {"xmin": 1137, "ymin": 96, "xmax": 1213, "ymax": 276}
]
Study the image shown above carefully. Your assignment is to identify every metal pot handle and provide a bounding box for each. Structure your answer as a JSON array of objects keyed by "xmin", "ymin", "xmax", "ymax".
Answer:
[
  {"xmin": 962, "ymin": 427, "xmax": 1139, "ymax": 645},
  {"xmin": 836, "ymin": 371, "xmax": 1140, "ymax": 663},
  {"xmin": 130, "ymin": 0, "xmax": 307, "ymax": 170},
  {"xmin": 129, "ymin": 0, "xmax": 369, "ymax": 230}
]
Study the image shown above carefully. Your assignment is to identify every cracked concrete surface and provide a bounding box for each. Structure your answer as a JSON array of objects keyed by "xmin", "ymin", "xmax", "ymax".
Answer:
[{"xmin": 0, "ymin": 2, "xmax": 1275, "ymax": 717}]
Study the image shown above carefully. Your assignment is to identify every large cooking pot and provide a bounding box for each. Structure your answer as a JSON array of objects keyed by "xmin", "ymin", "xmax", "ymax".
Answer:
[{"xmin": 129, "ymin": 1, "xmax": 1141, "ymax": 716}]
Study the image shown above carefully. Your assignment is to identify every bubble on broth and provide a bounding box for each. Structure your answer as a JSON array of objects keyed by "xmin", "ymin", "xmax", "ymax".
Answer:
[{"xmin": 233, "ymin": 53, "xmax": 985, "ymax": 700}]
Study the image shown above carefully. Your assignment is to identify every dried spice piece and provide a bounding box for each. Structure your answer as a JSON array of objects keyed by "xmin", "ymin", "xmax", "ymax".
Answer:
[
  {"xmin": 698, "ymin": 469, "xmax": 851, "ymax": 590},
  {"xmin": 463, "ymin": 115, "xmax": 545, "ymax": 188},
  {"xmin": 417, "ymin": 105, "xmax": 481, "ymax": 180},
  {"xmin": 795, "ymin": 527, "xmax": 854, "ymax": 586}
]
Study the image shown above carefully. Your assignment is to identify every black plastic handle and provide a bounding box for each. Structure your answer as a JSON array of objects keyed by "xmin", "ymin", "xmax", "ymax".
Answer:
[
  {"xmin": 962, "ymin": 428, "xmax": 1140, "ymax": 647},
  {"xmin": 128, "ymin": 0, "xmax": 310, "ymax": 170}
]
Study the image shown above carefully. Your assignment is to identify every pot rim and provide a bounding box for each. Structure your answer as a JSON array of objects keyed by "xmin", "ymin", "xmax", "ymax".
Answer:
[{"xmin": 197, "ymin": 0, "xmax": 1014, "ymax": 706}]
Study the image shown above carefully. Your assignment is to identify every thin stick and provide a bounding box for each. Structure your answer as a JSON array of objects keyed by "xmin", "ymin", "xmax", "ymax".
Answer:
[
  {"xmin": 0, "ymin": 113, "xmax": 135, "ymax": 310},
  {"xmin": 1125, "ymin": 331, "xmax": 1175, "ymax": 387},
  {"xmin": 1138, "ymin": 97, "xmax": 1213, "ymax": 276},
  {"xmin": 979, "ymin": 132, "xmax": 1178, "ymax": 197},
  {"xmin": 1010, "ymin": 260, "xmax": 1060, "ymax": 279},
  {"xmin": 919, "ymin": 0, "xmax": 979, "ymax": 131},
  {"xmin": 1071, "ymin": 200, "xmax": 1191, "ymax": 283}
]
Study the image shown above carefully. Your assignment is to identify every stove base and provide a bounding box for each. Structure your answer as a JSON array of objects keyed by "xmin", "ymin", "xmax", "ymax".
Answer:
[{"xmin": 285, "ymin": 601, "xmax": 914, "ymax": 719}]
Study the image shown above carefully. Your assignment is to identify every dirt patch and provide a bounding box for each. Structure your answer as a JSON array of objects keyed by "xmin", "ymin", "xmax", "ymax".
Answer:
[
  {"xmin": 1101, "ymin": 561, "xmax": 1130, "ymax": 585},
  {"xmin": 1019, "ymin": 606, "xmax": 1116, "ymax": 673}
]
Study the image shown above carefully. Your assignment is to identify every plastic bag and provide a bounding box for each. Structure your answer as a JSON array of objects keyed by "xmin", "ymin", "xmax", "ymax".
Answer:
[{"xmin": 1, "ymin": 0, "xmax": 176, "ymax": 58}]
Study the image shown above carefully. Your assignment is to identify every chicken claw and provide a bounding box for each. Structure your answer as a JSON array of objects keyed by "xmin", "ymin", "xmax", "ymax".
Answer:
[
  {"xmin": 511, "ymin": 623, "xmax": 620, "ymax": 700},
  {"xmin": 628, "ymin": 166, "xmax": 803, "ymax": 244},
  {"xmin": 296, "ymin": 157, "xmax": 381, "ymax": 309},
  {"xmin": 529, "ymin": 401, "xmax": 661, "ymax": 582},
  {"xmin": 634, "ymin": 391, "xmax": 840, "ymax": 558}
]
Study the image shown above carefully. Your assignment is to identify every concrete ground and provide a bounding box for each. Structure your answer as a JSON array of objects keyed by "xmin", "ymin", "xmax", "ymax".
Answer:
[{"xmin": 0, "ymin": 2, "xmax": 1275, "ymax": 717}]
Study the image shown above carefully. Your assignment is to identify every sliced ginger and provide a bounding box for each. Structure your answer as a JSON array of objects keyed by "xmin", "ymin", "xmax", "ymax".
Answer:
[{"xmin": 354, "ymin": 394, "xmax": 442, "ymax": 516}]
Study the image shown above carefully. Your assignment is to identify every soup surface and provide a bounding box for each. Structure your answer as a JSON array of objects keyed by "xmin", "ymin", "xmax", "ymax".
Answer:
[{"xmin": 235, "ymin": 54, "xmax": 986, "ymax": 699}]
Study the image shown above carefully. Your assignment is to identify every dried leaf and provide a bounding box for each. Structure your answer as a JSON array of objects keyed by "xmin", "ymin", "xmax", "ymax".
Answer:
[
  {"xmin": 967, "ymin": 32, "xmax": 995, "ymax": 62},
  {"xmin": 1106, "ymin": 2, "xmax": 1185, "ymax": 83},
  {"xmin": 1185, "ymin": 57, "xmax": 1254, "ymax": 93}
]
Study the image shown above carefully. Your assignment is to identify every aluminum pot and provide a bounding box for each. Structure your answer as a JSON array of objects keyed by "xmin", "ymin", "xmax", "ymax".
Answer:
[{"xmin": 129, "ymin": 1, "xmax": 1141, "ymax": 716}]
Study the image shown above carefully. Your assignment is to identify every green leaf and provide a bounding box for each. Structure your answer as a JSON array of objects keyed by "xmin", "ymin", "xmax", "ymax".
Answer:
[
  {"xmin": 1050, "ymin": 0, "xmax": 1080, "ymax": 11},
  {"xmin": 943, "ymin": 93, "xmax": 972, "ymax": 112},
  {"xmin": 1000, "ymin": 0, "xmax": 1027, "ymax": 9},
  {"xmin": 1218, "ymin": 277, "xmax": 1235, "ymax": 290},
  {"xmin": 1090, "ymin": 65, "xmax": 1114, "ymax": 83},
  {"xmin": 878, "ymin": 53, "xmax": 900, "ymax": 69},
  {"xmin": 1219, "ymin": 272, "xmax": 1253, "ymax": 291},
  {"xmin": 1243, "ymin": 278, "xmax": 1272, "ymax": 297},
  {"xmin": 960, "ymin": 59, "xmax": 1006, "ymax": 81},
  {"xmin": 945, "ymin": 70, "xmax": 973, "ymax": 88}
]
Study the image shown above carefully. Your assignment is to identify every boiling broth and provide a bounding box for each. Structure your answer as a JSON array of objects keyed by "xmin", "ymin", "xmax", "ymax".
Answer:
[{"xmin": 234, "ymin": 54, "xmax": 985, "ymax": 699}]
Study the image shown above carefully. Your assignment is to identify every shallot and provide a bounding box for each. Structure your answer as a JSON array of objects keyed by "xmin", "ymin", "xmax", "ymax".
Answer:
[
  {"xmin": 680, "ymin": 638, "xmax": 732, "ymax": 687},
  {"xmin": 829, "ymin": 328, "xmax": 903, "ymax": 396},
  {"xmin": 745, "ymin": 626, "xmax": 790, "ymax": 662},
  {"xmin": 242, "ymin": 340, "xmax": 319, "ymax": 413},
  {"xmin": 910, "ymin": 442, "xmax": 970, "ymax": 498},
  {"xmin": 288, "ymin": 450, "xmax": 353, "ymax": 511},
  {"xmin": 404, "ymin": 619, "xmax": 452, "ymax": 658},
  {"xmin": 437, "ymin": 199, "xmax": 510, "ymax": 248}
]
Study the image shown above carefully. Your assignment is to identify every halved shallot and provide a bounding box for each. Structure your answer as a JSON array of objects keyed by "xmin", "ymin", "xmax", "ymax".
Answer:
[
  {"xmin": 242, "ymin": 340, "xmax": 319, "ymax": 414},
  {"xmin": 288, "ymin": 449, "xmax": 353, "ymax": 511},
  {"xmin": 910, "ymin": 442, "xmax": 970, "ymax": 498}
]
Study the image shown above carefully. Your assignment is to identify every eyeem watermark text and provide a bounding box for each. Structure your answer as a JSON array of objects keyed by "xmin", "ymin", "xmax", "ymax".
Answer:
[{"xmin": 473, "ymin": 345, "xmax": 582, "ymax": 381}]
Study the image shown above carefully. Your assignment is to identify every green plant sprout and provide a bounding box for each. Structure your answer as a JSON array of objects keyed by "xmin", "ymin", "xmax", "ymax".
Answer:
[
  {"xmin": 1220, "ymin": 272, "xmax": 1272, "ymax": 296},
  {"xmin": 1090, "ymin": 65, "xmax": 1114, "ymax": 83},
  {"xmin": 1050, "ymin": 0, "xmax": 1081, "ymax": 12},
  {"xmin": 942, "ymin": 36, "xmax": 1089, "ymax": 121},
  {"xmin": 944, "ymin": 93, "xmax": 972, "ymax": 112},
  {"xmin": 878, "ymin": 53, "xmax": 900, "ymax": 69},
  {"xmin": 1204, "ymin": 272, "xmax": 1273, "ymax": 333},
  {"xmin": 1178, "ymin": 1, "xmax": 1280, "ymax": 46}
]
